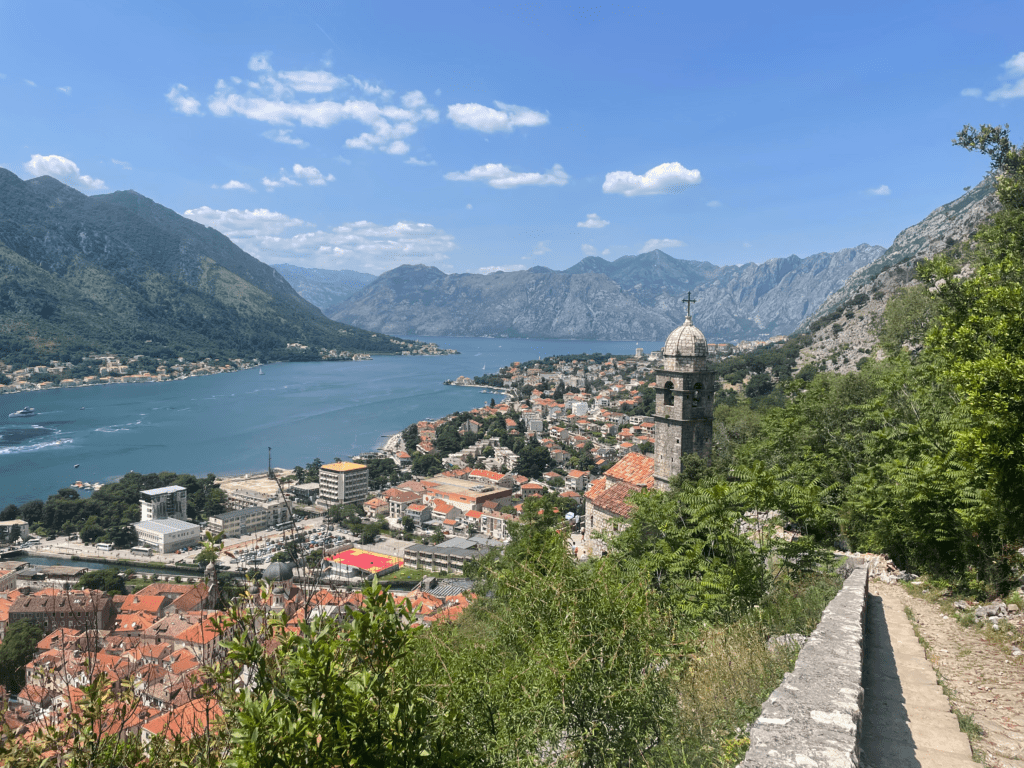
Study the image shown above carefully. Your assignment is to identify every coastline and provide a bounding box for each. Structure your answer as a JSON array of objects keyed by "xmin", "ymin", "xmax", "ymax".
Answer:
[{"xmin": 0, "ymin": 350, "xmax": 459, "ymax": 399}]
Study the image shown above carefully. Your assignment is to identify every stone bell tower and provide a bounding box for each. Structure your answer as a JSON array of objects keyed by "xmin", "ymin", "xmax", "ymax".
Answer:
[{"xmin": 653, "ymin": 293, "xmax": 714, "ymax": 491}]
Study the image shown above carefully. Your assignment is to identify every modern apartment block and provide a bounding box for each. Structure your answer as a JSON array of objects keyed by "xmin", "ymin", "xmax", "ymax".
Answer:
[
  {"xmin": 140, "ymin": 485, "xmax": 188, "ymax": 522},
  {"xmin": 318, "ymin": 462, "xmax": 370, "ymax": 506}
]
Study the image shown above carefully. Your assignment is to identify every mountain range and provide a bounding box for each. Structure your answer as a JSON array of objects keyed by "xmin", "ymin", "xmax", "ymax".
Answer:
[
  {"xmin": 0, "ymin": 169, "xmax": 411, "ymax": 367},
  {"xmin": 319, "ymin": 245, "xmax": 884, "ymax": 342}
]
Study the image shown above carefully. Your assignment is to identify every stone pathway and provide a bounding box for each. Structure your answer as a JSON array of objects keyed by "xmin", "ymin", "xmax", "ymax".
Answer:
[{"xmin": 861, "ymin": 580, "xmax": 977, "ymax": 768}]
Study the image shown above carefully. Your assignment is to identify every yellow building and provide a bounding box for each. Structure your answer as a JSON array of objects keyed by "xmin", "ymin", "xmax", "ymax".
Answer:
[{"xmin": 319, "ymin": 462, "xmax": 370, "ymax": 506}]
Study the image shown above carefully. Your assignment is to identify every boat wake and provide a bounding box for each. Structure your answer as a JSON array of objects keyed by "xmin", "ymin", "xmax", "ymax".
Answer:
[
  {"xmin": 0, "ymin": 437, "xmax": 73, "ymax": 456},
  {"xmin": 95, "ymin": 420, "xmax": 144, "ymax": 433}
]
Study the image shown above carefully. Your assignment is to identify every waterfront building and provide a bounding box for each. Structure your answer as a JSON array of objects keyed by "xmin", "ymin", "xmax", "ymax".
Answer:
[
  {"xmin": 318, "ymin": 462, "xmax": 370, "ymax": 506},
  {"xmin": 0, "ymin": 518, "xmax": 30, "ymax": 542},
  {"xmin": 134, "ymin": 518, "xmax": 202, "ymax": 554},
  {"xmin": 140, "ymin": 485, "xmax": 188, "ymax": 522},
  {"xmin": 206, "ymin": 503, "xmax": 290, "ymax": 538}
]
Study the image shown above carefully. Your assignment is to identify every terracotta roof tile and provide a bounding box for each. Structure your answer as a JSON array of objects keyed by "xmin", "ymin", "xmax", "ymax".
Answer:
[{"xmin": 603, "ymin": 453, "xmax": 655, "ymax": 488}]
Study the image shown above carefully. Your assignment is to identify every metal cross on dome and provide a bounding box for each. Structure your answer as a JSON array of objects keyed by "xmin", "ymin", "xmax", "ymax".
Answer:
[{"xmin": 681, "ymin": 291, "xmax": 696, "ymax": 318}]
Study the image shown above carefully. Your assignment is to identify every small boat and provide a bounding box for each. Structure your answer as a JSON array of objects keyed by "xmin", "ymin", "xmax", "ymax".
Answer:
[
  {"xmin": 9, "ymin": 407, "xmax": 35, "ymax": 417},
  {"xmin": 74, "ymin": 464, "xmax": 80, "ymax": 468},
  {"xmin": 259, "ymin": 368, "xmax": 264, "ymax": 375}
]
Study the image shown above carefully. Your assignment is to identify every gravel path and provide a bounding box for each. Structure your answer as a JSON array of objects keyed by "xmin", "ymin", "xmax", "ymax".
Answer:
[{"xmin": 872, "ymin": 581, "xmax": 1024, "ymax": 767}]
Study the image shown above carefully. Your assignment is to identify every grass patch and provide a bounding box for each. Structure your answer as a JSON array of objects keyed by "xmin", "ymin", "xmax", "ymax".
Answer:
[{"xmin": 674, "ymin": 568, "xmax": 845, "ymax": 767}]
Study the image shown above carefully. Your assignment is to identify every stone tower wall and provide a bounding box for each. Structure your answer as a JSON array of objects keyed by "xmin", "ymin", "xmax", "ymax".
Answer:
[{"xmin": 653, "ymin": 364, "xmax": 714, "ymax": 490}]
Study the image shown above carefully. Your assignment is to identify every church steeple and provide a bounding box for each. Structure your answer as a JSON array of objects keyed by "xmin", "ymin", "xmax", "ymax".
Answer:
[{"xmin": 653, "ymin": 297, "xmax": 714, "ymax": 490}]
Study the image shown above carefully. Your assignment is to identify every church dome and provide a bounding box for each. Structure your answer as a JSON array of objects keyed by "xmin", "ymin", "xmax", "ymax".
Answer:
[
  {"xmin": 664, "ymin": 317, "xmax": 707, "ymax": 358},
  {"xmin": 262, "ymin": 560, "xmax": 294, "ymax": 582}
]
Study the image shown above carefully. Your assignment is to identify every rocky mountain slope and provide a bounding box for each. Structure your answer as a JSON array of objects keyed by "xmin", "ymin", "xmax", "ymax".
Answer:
[
  {"xmin": 0, "ymin": 170, "xmax": 411, "ymax": 366},
  {"xmin": 331, "ymin": 246, "xmax": 883, "ymax": 341},
  {"xmin": 271, "ymin": 263, "xmax": 376, "ymax": 316},
  {"xmin": 797, "ymin": 177, "xmax": 999, "ymax": 373}
]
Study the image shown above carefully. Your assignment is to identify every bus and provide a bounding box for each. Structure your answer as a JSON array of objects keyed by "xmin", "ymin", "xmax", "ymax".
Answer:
[
  {"xmin": 96, "ymin": 542, "xmax": 114, "ymax": 551},
  {"xmin": 130, "ymin": 546, "xmax": 152, "ymax": 557}
]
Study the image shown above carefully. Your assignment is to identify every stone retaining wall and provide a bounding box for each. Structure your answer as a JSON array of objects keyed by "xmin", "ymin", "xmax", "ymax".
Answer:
[{"xmin": 739, "ymin": 558, "xmax": 870, "ymax": 768}]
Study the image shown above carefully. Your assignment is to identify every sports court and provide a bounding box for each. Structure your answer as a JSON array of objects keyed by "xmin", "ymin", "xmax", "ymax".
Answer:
[{"xmin": 326, "ymin": 548, "xmax": 403, "ymax": 575}]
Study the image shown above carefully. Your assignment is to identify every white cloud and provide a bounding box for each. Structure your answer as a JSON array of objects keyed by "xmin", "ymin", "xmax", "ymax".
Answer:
[
  {"xmin": 1005, "ymin": 51, "xmax": 1024, "ymax": 75},
  {"xmin": 466, "ymin": 203, "xmax": 472, "ymax": 210},
  {"xmin": 277, "ymin": 70, "xmax": 346, "ymax": 93},
  {"xmin": 215, "ymin": 180, "xmax": 253, "ymax": 190},
  {"xmin": 868, "ymin": 184, "xmax": 890, "ymax": 196},
  {"xmin": 642, "ymin": 238, "xmax": 683, "ymax": 253},
  {"xmin": 405, "ymin": 156, "xmax": 436, "ymax": 166},
  {"xmin": 478, "ymin": 264, "xmax": 527, "ymax": 274},
  {"xmin": 166, "ymin": 84, "xmax": 201, "ymax": 115},
  {"xmin": 183, "ymin": 206, "xmax": 455, "ymax": 273},
  {"xmin": 577, "ymin": 213, "xmax": 609, "ymax": 229},
  {"xmin": 24, "ymin": 79, "xmax": 35, "ymax": 87},
  {"xmin": 444, "ymin": 163, "xmax": 569, "ymax": 189},
  {"xmin": 972, "ymin": 52, "xmax": 1024, "ymax": 100},
  {"xmin": 292, "ymin": 163, "xmax": 335, "ymax": 185},
  {"xmin": 200, "ymin": 55, "xmax": 438, "ymax": 155},
  {"xmin": 532, "ymin": 241, "xmax": 551, "ymax": 256},
  {"xmin": 706, "ymin": 200, "xmax": 721, "ymax": 207},
  {"xmin": 351, "ymin": 77, "xmax": 392, "ymax": 98},
  {"xmin": 111, "ymin": 159, "xmax": 132, "ymax": 170},
  {"xmin": 249, "ymin": 53, "xmax": 273, "ymax": 72},
  {"xmin": 262, "ymin": 174, "xmax": 300, "ymax": 190},
  {"xmin": 23, "ymin": 154, "xmax": 106, "ymax": 190},
  {"xmin": 57, "ymin": 86, "xmax": 71, "ymax": 95},
  {"xmin": 602, "ymin": 249, "xmax": 610, "ymax": 256},
  {"xmin": 259, "ymin": 164, "xmax": 335, "ymax": 189},
  {"xmin": 604, "ymin": 162, "xmax": 701, "ymax": 196},
  {"xmin": 263, "ymin": 129, "xmax": 308, "ymax": 147},
  {"xmin": 402, "ymin": 90, "xmax": 427, "ymax": 109},
  {"xmin": 581, "ymin": 244, "xmax": 597, "ymax": 256},
  {"xmin": 447, "ymin": 101, "xmax": 548, "ymax": 133}
]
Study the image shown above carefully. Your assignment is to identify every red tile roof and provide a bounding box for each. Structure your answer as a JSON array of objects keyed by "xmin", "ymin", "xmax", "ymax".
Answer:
[
  {"xmin": 584, "ymin": 476, "xmax": 647, "ymax": 519},
  {"xmin": 603, "ymin": 453, "xmax": 655, "ymax": 488}
]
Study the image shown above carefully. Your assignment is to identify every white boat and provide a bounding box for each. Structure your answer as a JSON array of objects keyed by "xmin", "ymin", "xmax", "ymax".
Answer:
[
  {"xmin": 259, "ymin": 367, "xmax": 264, "ymax": 375},
  {"xmin": 9, "ymin": 407, "xmax": 35, "ymax": 417}
]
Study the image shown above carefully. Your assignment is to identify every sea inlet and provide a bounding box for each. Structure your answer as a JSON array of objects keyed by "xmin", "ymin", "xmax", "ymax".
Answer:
[{"xmin": 1, "ymin": 336, "xmax": 660, "ymax": 506}]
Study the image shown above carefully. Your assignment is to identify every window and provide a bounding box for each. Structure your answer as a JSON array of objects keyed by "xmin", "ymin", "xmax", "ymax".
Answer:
[{"xmin": 663, "ymin": 381, "xmax": 674, "ymax": 407}]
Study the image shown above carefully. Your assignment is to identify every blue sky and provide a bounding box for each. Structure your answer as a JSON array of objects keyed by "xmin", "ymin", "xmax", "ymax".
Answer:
[{"xmin": 1, "ymin": 2, "xmax": 1022, "ymax": 276}]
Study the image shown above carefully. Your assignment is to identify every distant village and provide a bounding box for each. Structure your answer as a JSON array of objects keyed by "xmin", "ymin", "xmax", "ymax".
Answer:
[{"xmin": 0, "ymin": 339, "xmax": 454, "ymax": 395}]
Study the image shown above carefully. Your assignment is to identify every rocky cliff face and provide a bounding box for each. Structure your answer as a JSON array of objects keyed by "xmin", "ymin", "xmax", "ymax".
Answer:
[
  {"xmin": 797, "ymin": 177, "xmax": 999, "ymax": 373},
  {"xmin": 331, "ymin": 246, "xmax": 884, "ymax": 342}
]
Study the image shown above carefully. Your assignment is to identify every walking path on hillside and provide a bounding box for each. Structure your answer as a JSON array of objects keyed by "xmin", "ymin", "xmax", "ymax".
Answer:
[
  {"xmin": 861, "ymin": 580, "xmax": 975, "ymax": 767},
  {"xmin": 862, "ymin": 580, "xmax": 1024, "ymax": 767}
]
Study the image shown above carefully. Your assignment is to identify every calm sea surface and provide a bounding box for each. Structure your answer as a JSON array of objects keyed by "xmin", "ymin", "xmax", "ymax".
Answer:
[{"xmin": 1, "ymin": 336, "xmax": 660, "ymax": 506}]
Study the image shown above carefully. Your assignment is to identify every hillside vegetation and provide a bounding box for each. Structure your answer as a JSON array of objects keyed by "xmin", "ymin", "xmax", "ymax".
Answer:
[{"xmin": 0, "ymin": 170, "xmax": 412, "ymax": 367}]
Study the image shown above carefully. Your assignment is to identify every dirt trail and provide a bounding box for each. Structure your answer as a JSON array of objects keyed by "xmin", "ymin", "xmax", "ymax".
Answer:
[{"xmin": 873, "ymin": 581, "xmax": 1024, "ymax": 767}]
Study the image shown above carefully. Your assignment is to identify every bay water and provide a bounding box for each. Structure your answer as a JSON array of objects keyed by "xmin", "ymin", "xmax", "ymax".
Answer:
[{"xmin": 1, "ymin": 336, "xmax": 660, "ymax": 506}]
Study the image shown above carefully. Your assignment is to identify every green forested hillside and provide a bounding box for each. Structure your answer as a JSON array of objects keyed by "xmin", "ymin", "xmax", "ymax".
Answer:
[
  {"xmin": 712, "ymin": 125, "xmax": 1024, "ymax": 594},
  {"xmin": 0, "ymin": 170, "xmax": 412, "ymax": 366}
]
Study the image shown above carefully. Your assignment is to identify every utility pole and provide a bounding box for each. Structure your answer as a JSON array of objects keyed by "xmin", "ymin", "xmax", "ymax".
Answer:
[{"xmin": 268, "ymin": 447, "xmax": 273, "ymax": 480}]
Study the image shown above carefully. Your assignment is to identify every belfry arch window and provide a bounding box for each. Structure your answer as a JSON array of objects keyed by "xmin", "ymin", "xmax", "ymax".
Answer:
[{"xmin": 663, "ymin": 381, "xmax": 674, "ymax": 407}]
